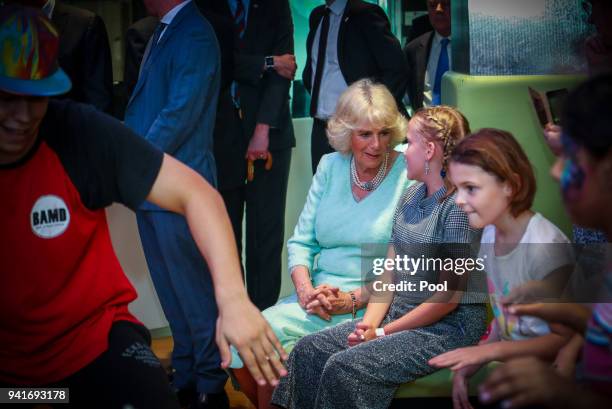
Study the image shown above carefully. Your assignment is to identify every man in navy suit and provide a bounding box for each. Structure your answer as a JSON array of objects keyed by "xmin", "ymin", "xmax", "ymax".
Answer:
[{"xmin": 124, "ymin": 1, "xmax": 227, "ymax": 407}]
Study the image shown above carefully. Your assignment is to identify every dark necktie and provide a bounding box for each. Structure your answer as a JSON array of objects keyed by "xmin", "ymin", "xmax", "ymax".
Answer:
[
  {"xmin": 139, "ymin": 22, "xmax": 167, "ymax": 78},
  {"xmin": 233, "ymin": 0, "xmax": 246, "ymax": 45},
  {"xmin": 432, "ymin": 38, "xmax": 450, "ymax": 106},
  {"xmin": 309, "ymin": 7, "xmax": 331, "ymax": 118},
  {"xmin": 231, "ymin": 1, "xmax": 246, "ymax": 108}
]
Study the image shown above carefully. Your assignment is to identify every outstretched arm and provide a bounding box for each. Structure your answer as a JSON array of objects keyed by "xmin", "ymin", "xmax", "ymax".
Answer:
[{"xmin": 147, "ymin": 154, "xmax": 288, "ymax": 386}]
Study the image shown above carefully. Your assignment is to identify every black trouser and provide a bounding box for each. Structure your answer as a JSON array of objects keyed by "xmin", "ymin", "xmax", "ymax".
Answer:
[
  {"xmin": 2, "ymin": 321, "xmax": 179, "ymax": 409},
  {"xmin": 220, "ymin": 148, "xmax": 292, "ymax": 311},
  {"xmin": 310, "ymin": 118, "xmax": 334, "ymax": 174}
]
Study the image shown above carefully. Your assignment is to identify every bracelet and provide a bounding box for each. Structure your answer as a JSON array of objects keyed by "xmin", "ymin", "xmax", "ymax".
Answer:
[{"xmin": 349, "ymin": 291, "xmax": 357, "ymax": 319}]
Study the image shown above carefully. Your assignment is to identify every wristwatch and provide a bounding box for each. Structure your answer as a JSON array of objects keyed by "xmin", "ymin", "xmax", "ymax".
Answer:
[
  {"xmin": 375, "ymin": 327, "xmax": 386, "ymax": 337},
  {"xmin": 264, "ymin": 56, "xmax": 275, "ymax": 70}
]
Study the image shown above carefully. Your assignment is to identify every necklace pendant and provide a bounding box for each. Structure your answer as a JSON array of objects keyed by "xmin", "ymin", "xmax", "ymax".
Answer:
[{"xmin": 363, "ymin": 181, "xmax": 373, "ymax": 190}]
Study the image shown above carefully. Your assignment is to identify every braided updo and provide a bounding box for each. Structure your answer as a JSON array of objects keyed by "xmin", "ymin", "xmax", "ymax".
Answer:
[{"xmin": 411, "ymin": 106, "xmax": 471, "ymax": 192}]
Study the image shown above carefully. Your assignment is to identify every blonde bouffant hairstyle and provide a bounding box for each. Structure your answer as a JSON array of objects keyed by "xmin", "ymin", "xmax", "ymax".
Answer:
[
  {"xmin": 326, "ymin": 79, "xmax": 407, "ymax": 154},
  {"xmin": 411, "ymin": 106, "xmax": 471, "ymax": 195}
]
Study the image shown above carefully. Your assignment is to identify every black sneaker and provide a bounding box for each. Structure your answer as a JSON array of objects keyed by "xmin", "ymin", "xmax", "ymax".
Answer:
[
  {"xmin": 175, "ymin": 387, "xmax": 198, "ymax": 409},
  {"xmin": 189, "ymin": 390, "xmax": 229, "ymax": 409}
]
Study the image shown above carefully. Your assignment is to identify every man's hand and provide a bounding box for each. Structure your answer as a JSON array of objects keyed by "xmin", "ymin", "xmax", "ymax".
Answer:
[
  {"xmin": 216, "ymin": 296, "xmax": 288, "ymax": 386},
  {"xmin": 272, "ymin": 54, "xmax": 297, "ymax": 80},
  {"xmin": 246, "ymin": 123, "xmax": 270, "ymax": 162}
]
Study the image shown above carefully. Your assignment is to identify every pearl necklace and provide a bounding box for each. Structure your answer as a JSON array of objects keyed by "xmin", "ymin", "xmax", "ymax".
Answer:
[{"xmin": 350, "ymin": 152, "xmax": 389, "ymax": 191}]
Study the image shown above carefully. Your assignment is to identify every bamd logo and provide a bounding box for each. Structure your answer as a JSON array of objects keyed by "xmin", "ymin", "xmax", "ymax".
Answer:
[{"xmin": 31, "ymin": 195, "xmax": 71, "ymax": 239}]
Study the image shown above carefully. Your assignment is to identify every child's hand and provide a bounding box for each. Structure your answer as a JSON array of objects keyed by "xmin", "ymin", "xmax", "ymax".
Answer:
[
  {"xmin": 347, "ymin": 322, "xmax": 375, "ymax": 346},
  {"xmin": 552, "ymin": 333, "xmax": 583, "ymax": 378},
  {"xmin": 479, "ymin": 356, "xmax": 571, "ymax": 408},
  {"xmin": 543, "ymin": 123, "xmax": 563, "ymax": 156},
  {"xmin": 451, "ymin": 364, "xmax": 481, "ymax": 409},
  {"xmin": 507, "ymin": 303, "xmax": 591, "ymax": 334},
  {"xmin": 429, "ymin": 344, "xmax": 496, "ymax": 371}
]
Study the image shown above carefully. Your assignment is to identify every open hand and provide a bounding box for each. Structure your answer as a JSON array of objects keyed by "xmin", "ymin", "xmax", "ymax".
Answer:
[
  {"xmin": 216, "ymin": 297, "xmax": 288, "ymax": 386},
  {"xmin": 451, "ymin": 364, "xmax": 481, "ymax": 409},
  {"xmin": 478, "ymin": 357, "xmax": 571, "ymax": 408},
  {"xmin": 429, "ymin": 344, "xmax": 494, "ymax": 371}
]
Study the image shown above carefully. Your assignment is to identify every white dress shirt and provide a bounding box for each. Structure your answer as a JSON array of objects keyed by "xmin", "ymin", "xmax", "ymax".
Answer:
[
  {"xmin": 310, "ymin": 0, "xmax": 349, "ymax": 120},
  {"xmin": 423, "ymin": 31, "xmax": 452, "ymax": 107}
]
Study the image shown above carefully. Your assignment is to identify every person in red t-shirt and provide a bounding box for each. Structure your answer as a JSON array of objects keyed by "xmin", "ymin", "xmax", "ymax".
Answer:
[{"xmin": 0, "ymin": 5, "xmax": 287, "ymax": 408}]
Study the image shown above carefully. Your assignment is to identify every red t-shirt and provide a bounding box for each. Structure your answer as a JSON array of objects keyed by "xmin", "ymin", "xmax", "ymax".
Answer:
[{"xmin": 0, "ymin": 100, "xmax": 163, "ymax": 385}]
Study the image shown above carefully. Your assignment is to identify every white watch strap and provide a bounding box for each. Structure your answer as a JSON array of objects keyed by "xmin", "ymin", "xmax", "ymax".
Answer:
[{"xmin": 375, "ymin": 327, "xmax": 385, "ymax": 337}]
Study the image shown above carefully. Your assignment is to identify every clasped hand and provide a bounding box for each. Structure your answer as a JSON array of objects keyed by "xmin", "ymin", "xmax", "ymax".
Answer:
[{"xmin": 297, "ymin": 283, "xmax": 352, "ymax": 321}]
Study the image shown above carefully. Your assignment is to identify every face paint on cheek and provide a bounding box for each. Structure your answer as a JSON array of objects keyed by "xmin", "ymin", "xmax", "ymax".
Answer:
[
  {"xmin": 561, "ymin": 158, "xmax": 585, "ymax": 195},
  {"xmin": 560, "ymin": 133, "xmax": 586, "ymax": 199}
]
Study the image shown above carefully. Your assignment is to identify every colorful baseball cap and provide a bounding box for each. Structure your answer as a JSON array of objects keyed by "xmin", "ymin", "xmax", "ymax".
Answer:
[{"xmin": 0, "ymin": 4, "xmax": 71, "ymax": 96}]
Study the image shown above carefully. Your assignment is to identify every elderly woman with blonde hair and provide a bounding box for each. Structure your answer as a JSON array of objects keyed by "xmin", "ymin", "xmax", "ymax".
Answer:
[{"xmin": 230, "ymin": 79, "xmax": 411, "ymax": 407}]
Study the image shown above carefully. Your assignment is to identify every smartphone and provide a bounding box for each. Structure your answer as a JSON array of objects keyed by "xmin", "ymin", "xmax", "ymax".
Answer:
[{"xmin": 546, "ymin": 89, "xmax": 569, "ymax": 125}]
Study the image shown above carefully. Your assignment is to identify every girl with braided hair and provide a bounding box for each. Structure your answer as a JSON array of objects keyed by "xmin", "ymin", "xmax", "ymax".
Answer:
[{"xmin": 271, "ymin": 106, "xmax": 489, "ymax": 409}]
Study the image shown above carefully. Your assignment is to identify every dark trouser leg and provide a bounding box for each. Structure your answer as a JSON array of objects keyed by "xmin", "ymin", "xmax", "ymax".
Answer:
[
  {"xmin": 59, "ymin": 321, "xmax": 179, "ymax": 409},
  {"xmin": 136, "ymin": 211, "xmax": 195, "ymax": 391},
  {"xmin": 245, "ymin": 148, "xmax": 292, "ymax": 310},
  {"xmin": 219, "ymin": 184, "xmax": 245, "ymax": 264},
  {"xmin": 310, "ymin": 118, "xmax": 333, "ymax": 174},
  {"xmin": 137, "ymin": 211, "xmax": 228, "ymax": 394}
]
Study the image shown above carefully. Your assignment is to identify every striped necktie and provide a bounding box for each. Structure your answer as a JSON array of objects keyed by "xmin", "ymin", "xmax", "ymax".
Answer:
[
  {"xmin": 231, "ymin": 1, "xmax": 246, "ymax": 108},
  {"xmin": 233, "ymin": 0, "xmax": 246, "ymax": 44}
]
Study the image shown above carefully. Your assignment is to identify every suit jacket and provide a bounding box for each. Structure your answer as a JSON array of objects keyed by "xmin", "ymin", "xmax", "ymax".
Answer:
[
  {"xmin": 201, "ymin": 0, "xmax": 295, "ymax": 151},
  {"xmin": 124, "ymin": 16, "xmax": 158, "ymax": 99},
  {"xmin": 52, "ymin": 2, "xmax": 114, "ymax": 114},
  {"xmin": 407, "ymin": 13, "xmax": 433, "ymax": 44},
  {"xmin": 404, "ymin": 30, "xmax": 435, "ymax": 112},
  {"xmin": 124, "ymin": 9, "xmax": 234, "ymax": 100},
  {"xmin": 303, "ymin": 0, "xmax": 408, "ymax": 116},
  {"xmin": 124, "ymin": 1, "xmax": 221, "ymax": 209}
]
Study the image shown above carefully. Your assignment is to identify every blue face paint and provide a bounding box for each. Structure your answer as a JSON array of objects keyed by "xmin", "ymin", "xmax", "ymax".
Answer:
[{"xmin": 560, "ymin": 132, "xmax": 585, "ymax": 197}]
